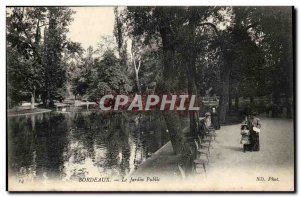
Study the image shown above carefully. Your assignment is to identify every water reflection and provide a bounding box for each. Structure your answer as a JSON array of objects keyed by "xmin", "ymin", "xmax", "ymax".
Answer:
[{"xmin": 8, "ymin": 111, "xmax": 169, "ymax": 183}]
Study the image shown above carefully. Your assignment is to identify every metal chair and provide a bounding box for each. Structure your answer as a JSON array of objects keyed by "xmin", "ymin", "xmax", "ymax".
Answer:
[
  {"xmin": 205, "ymin": 126, "xmax": 217, "ymax": 140},
  {"xmin": 199, "ymin": 134, "xmax": 213, "ymax": 146},
  {"xmin": 194, "ymin": 139, "xmax": 210, "ymax": 162},
  {"xmin": 197, "ymin": 136, "xmax": 212, "ymax": 151},
  {"xmin": 194, "ymin": 138, "xmax": 210, "ymax": 157},
  {"xmin": 189, "ymin": 146, "xmax": 208, "ymax": 176}
]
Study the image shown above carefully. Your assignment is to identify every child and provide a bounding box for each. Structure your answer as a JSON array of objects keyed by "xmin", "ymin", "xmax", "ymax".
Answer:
[{"xmin": 240, "ymin": 124, "xmax": 250, "ymax": 152}]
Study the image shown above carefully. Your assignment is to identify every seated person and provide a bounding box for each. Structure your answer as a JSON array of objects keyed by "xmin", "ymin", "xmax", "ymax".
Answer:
[{"xmin": 198, "ymin": 112, "xmax": 215, "ymax": 138}]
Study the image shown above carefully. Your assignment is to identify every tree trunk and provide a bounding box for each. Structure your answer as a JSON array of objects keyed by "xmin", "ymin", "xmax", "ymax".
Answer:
[
  {"xmin": 185, "ymin": 16, "xmax": 199, "ymax": 137},
  {"xmin": 285, "ymin": 93, "xmax": 292, "ymax": 118},
  {"xmin": 219, "ymin": 68, "xmax": 230, "ymax": 123},
  {"xmin": 186, "ymin": 58, "xmax": 198, "ymax": 137},
  {"xmin": 272, "ymin": 91, "xmax": 280, "ymax": 117},
  {"xmin": 159, "ymin": 20, "xmax": 185, "ymax": 155},
  {"xmin": 229, "ymin": 90, "xmax": 232, "ymax": 113},
  {"xmin": 250, "ymin": 96, "xmax": 255, "ymax": 107},
  {"xmin": 164, "ymin": 113, "xmax": 184, "ymax": 154},
  {"xmin": 235, "ymin": 95, "xmax": 239, "ymax": 110},
  {"xmin": 135, "ymin": 71, "xmax": 141, "ymax": 93},
  {"xmin": 31, "ymin": 90, "xmax": 35, "ymax": 110}
]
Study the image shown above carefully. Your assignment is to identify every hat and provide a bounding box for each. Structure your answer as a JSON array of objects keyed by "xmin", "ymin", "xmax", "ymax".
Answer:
[{"xmin": 205, "ymin": 112, "xmax": 211, "ymax": 117}]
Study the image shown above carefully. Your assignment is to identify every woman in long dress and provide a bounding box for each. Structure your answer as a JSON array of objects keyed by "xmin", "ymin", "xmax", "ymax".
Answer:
[
  {"xmin": 248, "ymin": 112, "xmax": 261, "ymax": 151},
  {"xmin": 211, "ymin": 107, "xmax": 220, "ymax": 130}
]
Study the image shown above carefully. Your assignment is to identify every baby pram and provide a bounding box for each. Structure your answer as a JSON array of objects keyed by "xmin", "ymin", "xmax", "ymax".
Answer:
[{"xmin": 240, "ymin": 124, "xmax": 251, "ymax": 152}]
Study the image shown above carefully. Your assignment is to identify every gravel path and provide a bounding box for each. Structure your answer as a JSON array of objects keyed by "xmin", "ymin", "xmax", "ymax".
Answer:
[
  {"xmin": 129, "ymin": 117, "xmax": 294, "ymax": 191},
  {"xmin": 192, "ymin": 117, "xmax": 294, "ymax": 191}
]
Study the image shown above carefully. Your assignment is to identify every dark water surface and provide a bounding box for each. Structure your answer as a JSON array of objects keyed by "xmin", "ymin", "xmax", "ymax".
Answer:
[{"xmin": 8, "ymin": 111, "xmax": 169, "ymax": 182}]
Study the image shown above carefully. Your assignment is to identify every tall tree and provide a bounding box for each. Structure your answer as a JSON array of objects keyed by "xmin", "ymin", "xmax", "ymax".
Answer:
[
  {"xmin": 87, "ymin": 50, "xmax": 131, "ymax": 101},
  {"xmin": 124, "ymin": 7, "xmax": 185, "ymax": 154},
  {"xmin": 130, "ymin": 41, "xmax": 142, "ymax": 93},
  {"xmin": 217, "ymin": 7, "xmax": 264, "ymax": 122},
  {"xmin": 42, "ymin": 7, "xmax": 74, "ymax": 107},
  {"xmin": 258, "ymin": 7, "xmax": 293, "ymax": 117},
  {"xmin": 7, "ymin": 7, "xmax": 78, "ymax": 108},
  {"xmin": 124, "ymin": 7, "xmax": 226, "ymax": 154},
  {"xmin": 114, "ymin": 7, "xmax": 128, "ymax": 67},
  {"xmin": 6, "ymin": 7, "xmax": 47, "ymax": 108}
]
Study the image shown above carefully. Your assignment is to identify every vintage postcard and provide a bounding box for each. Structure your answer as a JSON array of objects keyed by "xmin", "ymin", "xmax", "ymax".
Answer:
[{"xmin": 6, "ymin": 6, "xmax": 294, "ymax": 192}]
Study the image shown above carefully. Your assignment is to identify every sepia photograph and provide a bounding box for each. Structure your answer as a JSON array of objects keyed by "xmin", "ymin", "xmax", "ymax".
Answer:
[{"xmin": 6, "ymin": 6, "xmax": 294, "ymax": 192}]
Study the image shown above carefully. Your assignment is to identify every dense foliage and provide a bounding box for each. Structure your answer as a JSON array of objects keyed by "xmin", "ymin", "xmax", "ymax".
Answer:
[{"xmin": 7, "ymin": 6, "xmax": 293, "ymax": 154}]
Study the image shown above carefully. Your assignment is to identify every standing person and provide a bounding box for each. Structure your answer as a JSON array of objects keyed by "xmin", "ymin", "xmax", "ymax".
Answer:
[
  {"xmin": 198, "ymin": 112, "xmax": 211, "ymax": 139},
  {"xmin": 211, "ymin": 107, "xmax": 220, "ymax": 130},
  {"xmin": 248, "ymin": 112, "xmax": 261, "ymax": 151}
]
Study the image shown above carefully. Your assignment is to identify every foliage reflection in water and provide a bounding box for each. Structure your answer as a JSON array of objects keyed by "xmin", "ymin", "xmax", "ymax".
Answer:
[{"xmin": 8, "ymin": 111, "xmax": 169, "ymax": 182}]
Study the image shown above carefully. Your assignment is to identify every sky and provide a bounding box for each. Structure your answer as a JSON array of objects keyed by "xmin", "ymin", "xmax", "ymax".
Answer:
[
  {"xmin": 68, "ymin": 7, "xmax": 115, "ymax": 50},
  {"xmin": 67, "ymin": 7, "xmax": 230, "ymax": 51}
]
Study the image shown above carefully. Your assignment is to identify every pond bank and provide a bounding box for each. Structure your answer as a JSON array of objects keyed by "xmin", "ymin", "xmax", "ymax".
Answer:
[
  {"xmin": 7, "ymin": 108, "xmax": 52, "ymax": 117},
  {"xmin": 131, "ymin": 125, "xmax": 190, "ymax": 180},
  {"xmin": 130, "ymin": 141, "xmax": 183, "ymax": 180}
]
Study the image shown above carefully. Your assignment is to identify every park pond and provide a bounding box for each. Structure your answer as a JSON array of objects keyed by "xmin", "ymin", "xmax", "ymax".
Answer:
[{"xmin": 8, "ymin": 111, "xmax": 170, "ymax": 182}]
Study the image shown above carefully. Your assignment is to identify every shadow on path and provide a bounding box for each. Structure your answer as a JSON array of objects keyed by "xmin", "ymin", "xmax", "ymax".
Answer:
[{"xmin": 222, "ymin": 145, "xmax": 243, "ymax": 152}]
